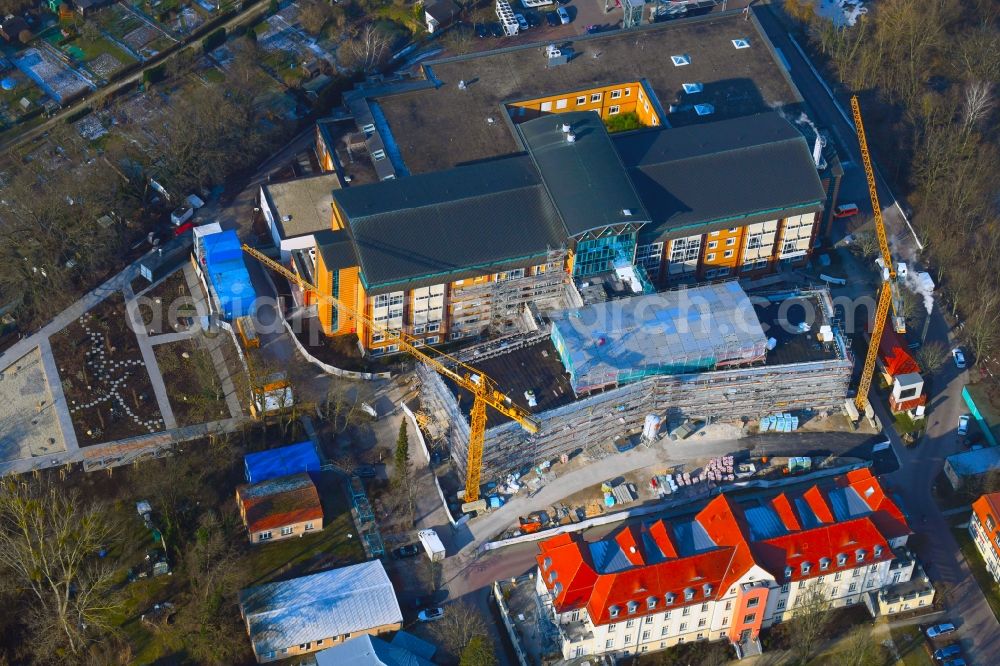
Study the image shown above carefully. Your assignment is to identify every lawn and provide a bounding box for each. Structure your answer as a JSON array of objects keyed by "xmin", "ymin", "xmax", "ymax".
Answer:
[
  {"xmin": 954, "ymin": 525, "xmax": 1000, "ymax": 622},
  {"xmin": 241, "ymin": 470, "xmax": 367, "ymax": 586},
  {"xmin": 889, "ymin": 625, "xmax": 933, "ymax": 666},
  {"xmin": 75, "ymin": 35, "xmax": 138, "ymax": 68},
  {"xmin": 153, "ymin": 339, "xmax": 230, "ymax": 427}
]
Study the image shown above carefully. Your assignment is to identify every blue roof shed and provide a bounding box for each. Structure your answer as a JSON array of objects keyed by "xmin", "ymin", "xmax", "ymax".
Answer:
[
  {"xmin": 201, "ymin": 230, "xmax": 257, "ymax": 320},
  {"xmin": 244, "ymin": 441, "xmax": 322, "ymax": 483}
]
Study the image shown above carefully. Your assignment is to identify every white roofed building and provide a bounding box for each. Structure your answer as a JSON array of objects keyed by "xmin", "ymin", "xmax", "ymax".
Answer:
[{"xmin": 238, "ymin": 560, "xmax": 403, "ymax": 663}]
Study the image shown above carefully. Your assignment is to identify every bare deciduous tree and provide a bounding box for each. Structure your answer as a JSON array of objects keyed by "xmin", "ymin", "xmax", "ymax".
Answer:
[
  {"xmin": 0, "ymin": 477, "xmax": 122, "ymax": 658},
  {"xmin": 962, "ymin": 81, "xmax": 994, "ymax": 131},
  {"xmin": 340, "ymin": 23, "xmax": 391, "ymax": 74},
  {"xmin": 790, "ymin": 581, "xmax": 832, "ymax": 663},
  {"xmin": 916, "ymin": 341, "xmax": 950, "ymax": 375},
  {"xmin": 429, "ymin": 600, "xmax": 490, "ymax": 655}
]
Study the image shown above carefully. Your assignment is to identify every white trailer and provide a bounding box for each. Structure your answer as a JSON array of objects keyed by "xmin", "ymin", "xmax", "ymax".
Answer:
[{"xmin": 418, "ymin": 529, "xmax": 446, "ymax": 562}]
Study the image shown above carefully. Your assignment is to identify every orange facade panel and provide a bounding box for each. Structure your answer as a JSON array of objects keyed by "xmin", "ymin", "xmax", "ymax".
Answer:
[{"xmin": 508, "ymin": 82, "xmax": 662, "ymax": 127}]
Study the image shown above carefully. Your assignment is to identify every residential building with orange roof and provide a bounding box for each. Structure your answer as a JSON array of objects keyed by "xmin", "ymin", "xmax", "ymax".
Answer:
[
  {"xmin": 970, "ymin": 492, "xmax": 1000, "ymax": 582},
  {"xmin": 531, "ymin": 469, "xmax": 931, "ymax": 660},
  {"xmin": 237, "ymin": 473, "xmax": 324, "ymax": 544}
]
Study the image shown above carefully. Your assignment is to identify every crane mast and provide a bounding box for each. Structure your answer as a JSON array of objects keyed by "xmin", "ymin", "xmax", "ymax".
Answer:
[
  {"xmin": 241, "ymin": 245, "xmax": 540, "ymax": 502},
  {"xmin": 850, "ymin": 96, "xmax": 907, "ymax": 416}
]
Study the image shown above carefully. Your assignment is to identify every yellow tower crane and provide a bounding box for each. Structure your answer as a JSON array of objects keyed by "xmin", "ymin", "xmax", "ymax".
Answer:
[
  {"xmin": 241, "ymin": 245, "xmax": 541, "ymax": 502},
  {"xmin": 851, "ymin": 96, "xmax": 907, "ymax": 416}
]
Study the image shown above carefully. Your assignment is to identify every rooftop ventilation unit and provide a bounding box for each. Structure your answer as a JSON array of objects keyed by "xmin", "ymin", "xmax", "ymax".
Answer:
[
  {"xmin": 546, "ymin": 44, "xmax": 562, "ymax": 59},
  {"xmin": 694, "ymin": 104, "xmax": 715, "ymax": 116},
  {"xmin": 671, "ymin": 54, "xmax": 691, "ymax": 66},
  {"xmin": 732, "ymin": 38, "xmax": 751, "ymax": 49},
  {"xmin": 496, "ymin": 0, "xmax": 519, "ymax": 36},
  {"xmin": 458, "ymin": 79, "xmax": 466, "ymax": 90},
  {"xmin": 561, "ymin": 123, "xmax": 571, "ymax": 133},
  {"xmin": 682, "ymin": 82, "xmax": 703, "ymax": 94},
  {"xmin": 566, "ymin": 132, "xmax": 577, "ymax": 143}
]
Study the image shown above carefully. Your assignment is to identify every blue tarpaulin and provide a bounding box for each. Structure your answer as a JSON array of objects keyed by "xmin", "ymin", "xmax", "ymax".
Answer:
[
  {"xmin": 201, "ymin": 230, "xmax": 256, "ymax": 320},
  {"xmin": 244, "ymin": 441, "xmax": 321, "ymax": 483}
]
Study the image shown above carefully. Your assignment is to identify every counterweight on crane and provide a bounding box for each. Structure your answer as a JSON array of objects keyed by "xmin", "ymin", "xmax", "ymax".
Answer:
[
  {"xmin": 851, "ymin": 96, "xmax": 907, "ymax": 416},
  {"xmin": 241, "ymin": 244, "xmax": 540, "ymax": 502}
]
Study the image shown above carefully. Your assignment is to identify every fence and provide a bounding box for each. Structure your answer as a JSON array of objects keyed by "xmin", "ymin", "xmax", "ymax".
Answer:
[
  {"xmin": 401, "ymin": 401, "xmax": 456, "ymax": 526},
  {"xmin": 282, "ymin": 318, "xmax": 391, "ymax": 380}
]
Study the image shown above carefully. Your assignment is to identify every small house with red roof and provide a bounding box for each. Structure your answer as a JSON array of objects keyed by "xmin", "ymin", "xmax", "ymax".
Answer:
[
  {"xmin": 970, "ymin": 492, "xmax": 1000, "ymax": 583},
  {"xmin": 237, "ymin": 473, "xmax": 324, "ymax": 544},
  {"xmin": 531, "ymin": 469, "xmax": 929, "ymax": 660}
]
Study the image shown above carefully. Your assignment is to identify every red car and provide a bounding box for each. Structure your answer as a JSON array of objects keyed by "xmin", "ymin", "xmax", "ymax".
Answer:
[
  {"xmin": 833, "ymin": 203, "xmax": 860, "ymax": 218},
  {"xmin": 173, "ymin": 220, "xmax": 196, "ymax": 236}
]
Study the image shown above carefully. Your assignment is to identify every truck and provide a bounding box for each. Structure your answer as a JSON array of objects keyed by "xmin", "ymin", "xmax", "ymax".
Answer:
[{"xmin": 417, "ymin": 529, "xmax": 446, "ymax": 562}]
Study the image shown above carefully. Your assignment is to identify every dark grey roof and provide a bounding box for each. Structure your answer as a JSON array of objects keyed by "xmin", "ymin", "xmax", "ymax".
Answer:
[
  {"xmin": 614, "ymin": 112, "xmax": 826, "ymax": 240},
  {"xmin": 333, "ymin": 156, "xmax": 565, "ymax": 292},
  {"xmin": 424, "ymin": 0, "xmax": 458, "ymax": 22},
  {"xmin": 518, "ymin": 111, "xmax": 650, "ymax": 237},
  {"xmin": 314, "ymin": 229, "xmax": 358, "ymax": 272}
]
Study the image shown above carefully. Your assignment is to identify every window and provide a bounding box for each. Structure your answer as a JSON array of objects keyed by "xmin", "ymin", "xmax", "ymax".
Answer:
[
  {"xmin": 853, "ymin": 568, "xmax": 861, "ymax": 578},
  {"xmin": 450, "ymin": 331, "xmax": 463, "ymax": 341},
  {"xmin": 540, "ymin": 101, "xmax": 552, "ymax": 112},
  {"xmin": 781, "ymin": 583, "xmax": 790, "ymax": 593},
  {"xmin": 832, "ymin": 587, "xmax": 838, "ymax": 597},
  {"xmin": 698, "ymin": 618, "xmax": 706, "ymax": 628},
  {"xmin": 556, "ymin": 99, "xmax": 568, "ymax": 109},
  {"xmin": 304, "ymin": 522, "xmax": 314, "ymax": 531},
  {"xmin": 645, "ymin": 615, "xmax": 653, "ymax": 624},
  {"xmin": 641, "ymin": 630, "xmax": 650, "ymax": 640},
  {"xmin": 746, "ymin": 597, "xmax": 759, "ymax": 608},
  {"xmin": 427, "ymin": 322, "xmax": 440, "ymax": 332},
  {"xmin": 661, "ymin": 627, "xmax": 668, "ymax": 636},
  {"xmin": 259, "ymin": 531, "xmax": 272, "ymax": 541},
  {"xmin": 299, "ymin": 642, "xmax": 310, "ymax": 650},
  {"xmin": 663, "ymin": 611, "xmax": 671, "ymax": 620},
  {"xmin": 682, "ymin": 607, "xmax": 690, "ymax": 617},
  {"xmin": 732, "ymin": 38, "xmax": 751, "ymax": 49},
  {"xmin": 776, "ymin": 599, "xmax": 786, "ymax": 610},
  {"xmin": 701, "ymin": 603, "xmax": 709, "ymax": 612},
  {"xmin": 726, "ymin": 237, "xmax": 736, "ymax": 246},
  {"xmin": 591, "ymin": 93, "xmax": 602, "ymax": 103},
  {"xmin": 627, "ymin": 601, "xmax": 638, "ymax": 614},
  {"xmin": 426, "ymin": 336, "xmax": 439, "ymax": 344},
  {"xmin": 372, "ymin": 333, "xmax": 385, "ymax": 344},
  {"xmin": 724, "ymin": 250, "xmax": 734, "ymax": 258},
  {"xmin": 866, "ymin": 580, "xmax": 875, "ymax": 588},
  {"xmin": 682, "ymin": 82, "xmax": 703, "ymax": 94},
  {"xmin": 413, "ymin": 324, "xmax": 426, "ymax": 334},
  {"xmin": 711, "ymin": 230, "xmax": 720, "ymax": 236},
  {"xmin": 708, "ymin": 241, "xmax": 718, "ymax": 249},
  {"xmin": 606, "ymin": 639, "xmax": 614, "ymax": 649},
  {"xmin": 371, "ymin": 149, "xmax": 386, "ymax": 161},
  {"xmin": 316, "ymin": 640, "xmax": 324, "ymax": 646},
  {"xmin": 988, "ymin": 515, "xmax": 996, "ymax": 532},
  {"xmin": 611, "ymin": 89, "xmax": 622, "ymax": 99},
  {"xmin": 834, "ymin": 572, "xmax": 842, "ymax": 581},
  {"xmin": 722, "ymin": 616, "xmax": 728, "ymax": 625},
  {"xmin": 706, "ymin": 253, "xmax": 716, "ymax": 261},
  {"xmin": 684, "ymin": 588, "xmax": 695, "ymax": 601},
  {"xmin": 679, "ymin": 622, "xmax": 687, "ymax": 631},
  {"xmin": 610, "ymin": 607, "xmax": 619, "ymax": 619},
  {"xmin": 624, "ymin": 635, "xmax": 632, "ymax": 644},
  {"xmin": 608, "ymin": 623, "xmax": 617, "ymax": 632},
  {"xmin": 820, "ymin": 558, "xmax": 830, "ymax": 571},
  {"xmin": 870, "ymin": 564, "xmax": 878, "ymax": 573},
  {"xmin": 577, "ymin": 96, "xmax": 587, "ymax": 105},
  {"xmin": 608, "ymin": 105, "xmax": 621, "ymax": 115},
  {"xmin": 626, "ymin": 620, "xmax": 635, "ymax": 629},
  {"xmin": 671, "ymin": 54, "xmax": 691, "ymax": 66},
  {"xmin": 625, "ymin": 88, "xmax": 632, "ymax": 96},
  {"xmin": 848, "ymin": 583, "xmax": 858, "ymax": 593},
  {"xmin": 729, "ymin": 227, "xmax": 738, "ymax": 233},
  {"xmin": 743, "ymin": 613, "xmax": 757, "ymax": 624},
  {"xmin": 697, "ymin": 633, "xmax": 705, "ymax": 640},
  {"xmin": 725, "ymin": 601, "xmax": 732, "ymax": 611},
  {"xmin": 798, "ymin": 582, "xmax": 805, "ymax": 590}
]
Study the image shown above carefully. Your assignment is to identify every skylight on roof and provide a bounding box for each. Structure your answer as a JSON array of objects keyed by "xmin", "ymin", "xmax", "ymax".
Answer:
[
  {"xmin": 694, "ymin": 104, "xmax": 715, "ymax": 116},
  {"xmin": 732, "ymin": 38, "xmax": 750, "ymax": 49},
  {"xmin": 682, "ymin": 82, "xmax": 703, "ymax": 94},
  {"xmin": 671, "ymin": 54, "xmax": 691, "ymax": 66}
]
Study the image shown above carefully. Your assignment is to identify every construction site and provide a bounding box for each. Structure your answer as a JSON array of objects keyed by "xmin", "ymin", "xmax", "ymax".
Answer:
[{"xmin": 416, "ymin": 283, "xmax": 853, "ymax": 484}]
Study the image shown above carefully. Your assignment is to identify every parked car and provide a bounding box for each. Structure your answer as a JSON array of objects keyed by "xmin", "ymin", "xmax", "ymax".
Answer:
[
  {"xmin": 525, "ymin": 11, "xmax": 541, "ymax": 27},
  {"xmin": 353, "ymin": 465, "xmax": 377, "ymax": 478},
  {"xmin": 392, "ymin": 544, "xmax": 421, "ymax": 559},
  {"xmin": 557, "ymin": 6, "xmax": 570, "ymax": 24},
  {"xmin": 475, "ymin": 22, "xmax": 488, "ymax": 38},
  {"xmin": 545, "ymin": 11, "xmax": 560, "ymax": 26},
  {"xmin": 418, "ymin": 607, "xmax": 445, "ymax": 622},
  {"xmin": 489, "ymin": 22, "xmax": 504, "ymax": 37},
  {"xmin": 586, "ymin": 24, "xmax": 601, "ymax": 34},
  {"xmin": 957, "ymin": 415, "xmax": 970, "ymax": 436},
  {"xmin": 514, "ymin": 13, "xmax": 529, "ymax": 30},
  {"xmin": 925, "ymin": 623, "xmax": 956, "ymax": 638},
  {"xmin": 833, "ymin": 203, "xmax": 860, "ymax": 218},
  {"xmin": 932, "ymin": 644, "xmax": 961, "ymax": 661},
  {"xmin": 942, "ymin": 658, "xmax": 967, "ymax": 666},
  {"xmin": 952, "ymin": 348, "xmax": 967, "ymax": 369}
]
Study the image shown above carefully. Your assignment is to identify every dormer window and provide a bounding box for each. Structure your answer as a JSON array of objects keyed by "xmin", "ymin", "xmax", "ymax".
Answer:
[
  {"xmin": 784, "ymin": 566, "xmax": 793, "ymax": 580},
  {"xmin": 801, "ymin": 562, "xmax": 811, "ymax": 575},
  {"xmin": 684, "ymin": 588, "xmax": 695, "ymax": 601},
  {"xmin": 553, "ymin": 583, "xmax": 563, "ymax": 595},
  {"xmin": 543, "ymin": 557, "xmax": 552, "ymax": 569},
  {"xmin": 874, "ymin": 545, "xmax": 883, "ymax": 558},
  {"xmin": 548, "ymin": 570, "xmax": 558, "ymax": 583},
  {"xmin": 703, "ymin": 584, "xmax": 713, "ymax": 597},
  {"xmin": 647, "ymin": 596, "xmax": 657, "ymax": 610},
  {"xmin": 856, "ymin": 549, "xmax": 865, "ymax": 563},
  {"xmin": 820, "ymin": 558, "xmax": 830, "ymax": 571},
  {"xmin": 837, "ymin": 553, "xmax": 847, "ymax": 566},
  {"xmin": 609, "ymin": 606, "xmax": 620, "ymax": 618},
  {"xmin": 665, "ymin": 593, "xmax": 675, "ymax": 605},
  {"xmin": 627, "ymin": 601, "xmax": 638, "ymax": 614}
]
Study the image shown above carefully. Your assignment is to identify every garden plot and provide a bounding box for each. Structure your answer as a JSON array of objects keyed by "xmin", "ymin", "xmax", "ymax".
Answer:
[
  {"xmin": 152, "ymin": 339, "xmax": 229, "ymax": 427},
  {"xmin": 0, "ymin": 348, "xmax": 66, "ymax": 463},
  {"xmin": 50, "ymin": 293, "xmax": 165, "ymax": 444},
  {"xmin": 15, "ymin": 48, "xmax": 92, "ymax": 104}
]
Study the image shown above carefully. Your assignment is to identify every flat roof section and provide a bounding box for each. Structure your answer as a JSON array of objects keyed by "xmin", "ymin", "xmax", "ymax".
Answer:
[
  {"xmin": 550, "ymin": 282, "xmax": 768, "ymax": 392},
  {"xmin": 262, "ymin": 173, "xmax": 342, "ymax": 240},
  {"xmin": 753, "ymin": 293, "xmax": 841, "ymax": 366},
  {"xmin": 374, "ymin": 13, "xmax": 802, "ymax": 174}
]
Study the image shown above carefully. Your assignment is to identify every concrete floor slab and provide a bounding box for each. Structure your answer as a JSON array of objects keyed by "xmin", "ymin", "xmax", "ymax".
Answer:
[{"xmin": 0, "ymin": 347, "xmax": 67, "ymax": 462}]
